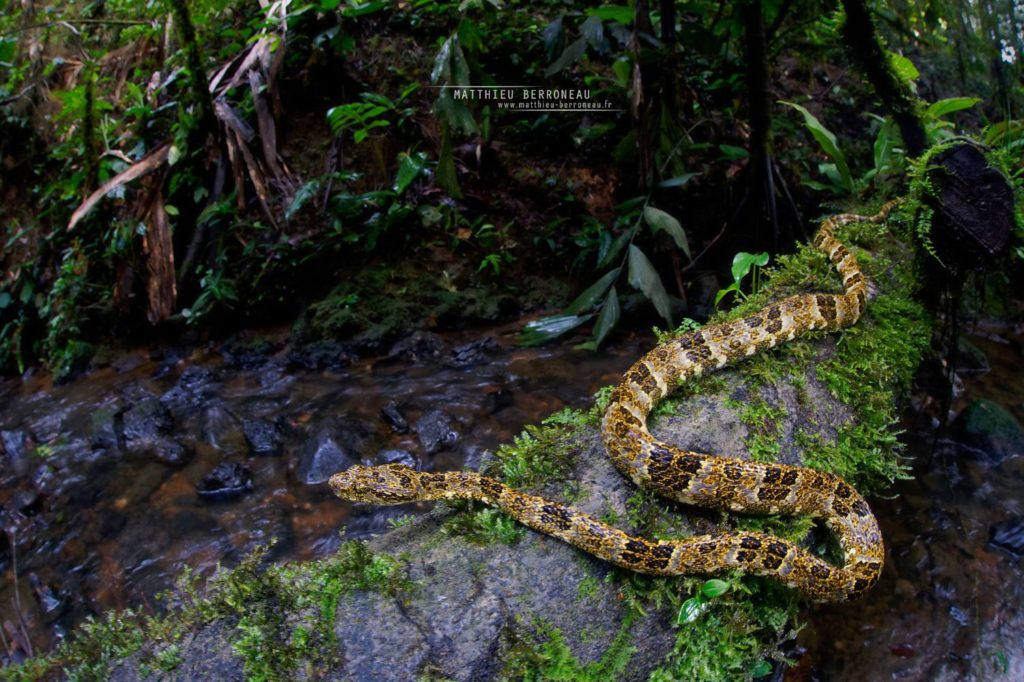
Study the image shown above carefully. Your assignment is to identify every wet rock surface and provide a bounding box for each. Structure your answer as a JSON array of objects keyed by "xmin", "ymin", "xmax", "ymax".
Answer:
[
  {"xmin": 197, "ymin": 463, "xmax": 254, "ymax": 499},
  {"xmin": 414, "ymin": 409, "xmax": 459, "ymax": 454},
  {"xmin": 954, "ymin": 398, "xmax": 1024, "ymax": 461},
  {"xmin": 242, "ymin": 418, "xmax": 284, "ymax": 456},
  {"xmin": 797, "ymin": 332, "xmax": 1024, "ymax": 682}
]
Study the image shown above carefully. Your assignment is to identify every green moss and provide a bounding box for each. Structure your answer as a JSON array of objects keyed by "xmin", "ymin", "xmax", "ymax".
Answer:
[
  {"xmin": 647, "ymin": 582, "xmax": 796, "ymax": 682},
  {"xmin": 500, "ymin": 615, "xmax": 637, "ymax": 682},
  {"xmin": 1, "ymin": 541, "xmax": 412, "ymax": 682},
  {"xmin": 442, "ymin": 503, "xmax": 527, "ymax": 545}
]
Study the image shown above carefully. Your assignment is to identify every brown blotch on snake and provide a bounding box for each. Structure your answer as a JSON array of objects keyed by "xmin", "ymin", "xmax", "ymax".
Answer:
[{"xmin": 330, "ymin": 202, "xmax": 899, "ymax": 602}]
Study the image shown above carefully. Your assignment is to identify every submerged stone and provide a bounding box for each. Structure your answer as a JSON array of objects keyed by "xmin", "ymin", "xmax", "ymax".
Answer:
[
  {"xmin": 197, "ymin": 463, "xmax": 254, "ymax": 499},
  {"xmin": 90, "ymin": 405, "xmax": 126, "ymax": 451},
  {"xmin": 297, "ymin": 424, "xmax": 367, "ymax": 485},
  {"xmin": 122, "ymin": 398, "xmax": 173, "ymax": 443},
  {"xmin": 415, "ymin": 410, "xmax": 459, "ymax": 454},
  {"xmin": 989, "ymin": 517, "xmax": 1024, "ymax": 556},
  {"xmin": 376, "ymin": 448, "xmax": 418, "ymax": 469},
  {"xmin": 160, "ymin": 366, "xmax": 222, "ymax": 409},
  {"xmin": 954, "ymin": 399, "xmax": 1024, "ymax": 461},
  {"xmin": 380, "ymin": 401, "xmax": 409, "ymax": 434},
  {"xmin": 243, "ymin": 418, "xmax": 284, "ymax": 457},
  {"xmin": 388, "ymin": 331, "xmax": 447, "ymax": 362}
]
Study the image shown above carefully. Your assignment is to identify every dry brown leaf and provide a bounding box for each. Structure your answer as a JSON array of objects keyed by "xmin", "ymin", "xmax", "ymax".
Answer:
[{"xmin": 67, "ymin": 144, "xmax": 170, "ymax": 231}]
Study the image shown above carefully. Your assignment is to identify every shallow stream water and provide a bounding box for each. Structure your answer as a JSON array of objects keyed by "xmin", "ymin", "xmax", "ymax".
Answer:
[{"xmin": 0, "ymin": 320, "xmax": 1021, "ymax": 679}]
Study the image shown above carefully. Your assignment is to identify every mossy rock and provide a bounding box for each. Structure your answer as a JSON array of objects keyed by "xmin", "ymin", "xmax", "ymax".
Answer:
[
  {"xmin": 955, "ymin": 398, "xmax": 1024, "ymax": 461},
  {"xmin": 7, "ymin": 199, "xmax": 933, "ymax": 682}
]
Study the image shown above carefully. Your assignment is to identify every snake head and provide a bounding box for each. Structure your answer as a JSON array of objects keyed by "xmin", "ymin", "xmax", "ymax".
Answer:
[{"xmin": 329, "ymin": 463, "xmax": 422, "ymax": 504}]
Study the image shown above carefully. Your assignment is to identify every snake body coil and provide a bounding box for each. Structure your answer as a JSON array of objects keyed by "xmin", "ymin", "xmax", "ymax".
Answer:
[{"xmin": 330, "ymin": 203, "xmax": 897, "ymax": 602}]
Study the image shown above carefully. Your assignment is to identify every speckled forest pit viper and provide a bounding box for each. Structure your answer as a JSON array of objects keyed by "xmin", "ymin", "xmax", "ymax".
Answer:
[{"xmin": 330, "ymin": 201, "xmax": 900, "ymax": 602}]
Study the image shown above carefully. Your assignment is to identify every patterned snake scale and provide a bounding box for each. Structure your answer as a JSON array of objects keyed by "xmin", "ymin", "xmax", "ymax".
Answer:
[{"xmin": 330, "ymin": 201, "xmax": 899, "ymax": 602}]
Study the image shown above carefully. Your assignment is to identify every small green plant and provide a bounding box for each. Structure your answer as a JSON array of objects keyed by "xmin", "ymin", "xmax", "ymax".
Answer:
[
  {"xmin": 327, "ymin": 85, "xmax": 418, "ymax": 144},
  {"xmin": 715, "ymin": 252, "xmax": 769, "ymax": 309},
  {"xmin": 519, "ymin": 199, "xmax": 692, "ymax": 349},
  {"xmin": 780, "ymin": 100, "xmax": 853, "ymax": 194},
  {"xmin": 677, "ymin": 579, "xmax": 731, "ymax": 624},
  {"xmin": 182, "ymin": 260, "xmax": 239, "ymax": 324}
]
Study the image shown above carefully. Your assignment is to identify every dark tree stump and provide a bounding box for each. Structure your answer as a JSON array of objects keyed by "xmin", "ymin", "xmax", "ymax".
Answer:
[{"xmin": 925, "ymin": 142, "xmax": 1014, "ymax": 269}]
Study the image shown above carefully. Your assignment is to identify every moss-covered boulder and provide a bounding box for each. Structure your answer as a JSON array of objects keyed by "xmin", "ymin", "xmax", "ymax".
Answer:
[{"xmin": 4, "ymin": 201, "xmax": 933, "ymax": 681}]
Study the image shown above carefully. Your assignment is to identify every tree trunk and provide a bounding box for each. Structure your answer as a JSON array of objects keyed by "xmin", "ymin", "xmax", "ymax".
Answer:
[{"xmin": 839, "ymin": 0, "xmax": 926, "ymax": 157}]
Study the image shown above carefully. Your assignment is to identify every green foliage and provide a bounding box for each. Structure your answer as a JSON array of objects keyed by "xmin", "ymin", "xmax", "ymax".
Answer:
[
  {"xmin": 780, "ymin": 100, "xmax": 854, "ymax": 194},
  {"xmin": 443, "ymin": 504, "xmax": 526, "ymax": 545},
  {"xmin": 715, "ymin": 252, "xmax": 769, "ymax": 309},
  {"xmin": 521, "ymin": 196, "xmax": 693, "ymax": 349},
  {"xmin": 501, "ymin": 616, "xmax": 637, "ymax": 682}
]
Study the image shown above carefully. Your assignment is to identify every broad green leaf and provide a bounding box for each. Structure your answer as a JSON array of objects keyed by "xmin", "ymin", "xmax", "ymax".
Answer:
[
  {"xmin": 730, "ymin": 251, "xmax": 769, "ymax": 284},
  {"xmin": 657, "ymin": 173, "xmax": 699, "ymax": 188},
  {"xmin": 925, "ymin": 97, "xmax": 981, "ymax": 120},
  {"xmin": 167, "ymin": 145, "xmax": 181, "ymax": 167},
  {"xmin": 779, "ymin": 100, "xmax": 852, "ymax": 193},
  {"xmin": 627, "ymin": 245, "xmax": 673, "ymax": 327},
  {"xmin": 588, "ymin": 5, "xmax": 634, "ymax": 23},
  {"xmin": 542, "ymin": 17, "xmax": 565, "ymax": 62},
  {"xmin": 394, "ymin": 152, "xmax": 427, "ymax": 194},
  {"xmin": 285, "ymin": 180, "xmax": 321, "ymax": 221},
  {"xmin": 450, "ymin": 37, "xmax": 471, "ymax": 86},
  {"xmin": 873, "ymin": 117, "xmax": 897, "ymax": 171},
  {"xmin": 518, "ymin": 313, "xmax": 593, "ymax": 346},
  {"xmin": 750, "ymin": 660, "xmax": 773, "ymax": 678},
  {"xmin": 644, "ymin": 206, "xmax": 691, "ymax": 260},
  {"xmin": 436, "ymin": 125, "xmax": 462, "ymax": 198},
  {"xmin": 701, "ymin": 579, "xmax": 730, "ymax": 598},
  {"xmin": 566, "ymin": 268, "xmax": 620, "ymax": 314},
  {"xmin": 677, "ymin": 597, "xmax": 708, "ymax": 624},
  {"xmin": 0, "ymin": 37, "xmax": 16, "ymax": 64},
  {"xmin": 431, "ymin": 37, "xmax": 453, "ymax": 84},
  {"xmin": 580, "ymin": 16, "xmax": 606, "ymax": 51},
  {"xmin": 887, "ymin": 51, "xmax": 920, "ymax": 83},
  {"xmin": 714, "ymin": 283, "xmax": 739, "ymax": 308},
  {"xmin": 545, "ymin": 35, "xmax": 587, "ymax": 77},
  {"xmin": 611, "ymin": 57, "xmax": 630, "ymax": 87},
  {"xmin": 597, "ymin": 225, "xmax": 635, "ymax": 269},
  {"xmin": 592, "ymin": 286, "xmax": 620, "ymax": 346},
  {"xmin": 718, "ymin": 144, "xmax": 749, "ymax": 159},
  {"xmin": 0, "ymin": 292, "xmax": 10, "ymax": 309}
]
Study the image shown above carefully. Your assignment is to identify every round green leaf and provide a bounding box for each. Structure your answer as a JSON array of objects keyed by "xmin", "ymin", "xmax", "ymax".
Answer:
[{"xmin": 701, "ymin": 578, "xmax": 730, "ymax": 598}]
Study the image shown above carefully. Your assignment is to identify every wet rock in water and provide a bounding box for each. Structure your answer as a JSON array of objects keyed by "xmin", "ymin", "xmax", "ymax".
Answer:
[
  {"xmin": 145, "ymin": 437, "xmax": 194, "ymax": 466},
  {"xmin": 1, "ymin": 428, "xmax": 37, "ymax": 463},
  {"xmin": 29, "ymin": 573, "xmax": 63, "ymax": 614},
  {"xmin": 448, "ymin": 337, "xmax": 500, "ymax": 367},
  {"xmin": 989, "ymin": 517, "xmax": 1024, "ymax": 556},
  {"xmin": 90, "ymin": 405, "xmax": 126, "ymax": 451},
  {"xmin": 52, "ymin": 340, "xmax": 97, "ymax": 385},
  {"xmin": 197, "ymin": 463, "xmax": 254, "ymax": 499},
  {"xmin": 954, "ymin": 398, "xmax": 1024, "ymax": 461},
  {"xmin": 380, "ymin": 401, "xmax": 409, "ymax": 434},
  {"xmin": 243, "ymin": 418, "xmax": 284, "ymax": 457},
  {"xmin": 11, "ymin": 489, "xmax": 44, "ymax": 516},
  {"xmin": 956, "ymin": 338, "xmax": 990, "ymax": 374},
  {"xmin": 483, "ymin": 387, "xmax": 514, "ymax": 414},
  {"xmin": 288, "ymin": 341, "xmax": 356, "ymax": 371},
  {"xmin": 299, "ymin": 417, "xmax": 374, "ymax": 481},
  {"xmin": 221, "ymin": 335, "xmax": 279, "ymax": 369},
  {"xmin": 202, "ymin": 406, "xmax": 245, "ymax": 453},
  {"xmin": 122, "ymin": 398, "xmax": 174, "ymax": 443},
  {"xmin": 415, "ymin": 410, "xmax": 460, "ymax": 454},
  {"xmin": 388, "ymin": 331, "xmax": 447, "ymax": 362},
  {"xmin": 376, "ymin": 449, "xmax": 418, "ymax": 469},
  {"xmin": 160, "ymin": 366, "xmax": 222, "ymax": 409}
]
